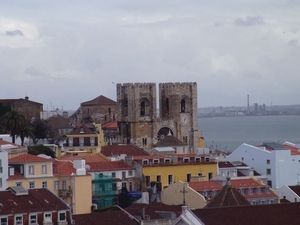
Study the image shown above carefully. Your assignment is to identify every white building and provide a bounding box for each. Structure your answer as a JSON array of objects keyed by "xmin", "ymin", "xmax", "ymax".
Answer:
[
  {"xmin": 276, "ymin": 185, "xmax": 300, "ymax": 203},
  {"xmin": 226, "ymin": 142, "xmax": 300, "ymax": 189},
  {"xmin": 0, "ymin": 147, "xmax": 8, "ymax": 191}
]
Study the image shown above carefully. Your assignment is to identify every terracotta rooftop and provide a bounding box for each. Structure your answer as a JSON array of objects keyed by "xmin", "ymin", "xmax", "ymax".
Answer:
[
  {"xmin": 282, "ymin": 143, "xmax": 300, "ymax": 155},
  {"xmin": 102, "ymin": 121, "xmax": 117, "ymax": 129},
  {"xmin": 73, "ymin": 202, "xmax": 182, "ymax": 225},
  {"xmin": 87, "ymin": 161, "xmax": 133, "ymax": 172},
  {"xmin": 205, "ymin": 179, "xmax": 250, "ymax": 208},
  {"xmin": 0, "ymin": 187, "xmax": 70, "ymax": 215},
  {"xmin": 101, "ymin": 145, "xmax": 149, "ymax": 157},
  {"xmin": 53, "ymin": 160, "xmax": 76, "ymax": 176},
  {"xmin": 0, "ymin": 139, "xmax": 20, "ymax": 148},
  {"xmin": 189, "ymin": 181, "xmax": 223, "ymax": 192},
  {"xmin": 194, "ymin": 202, "xmax": 300, "ymax": 225},
  {"xmin": 81, "ymin": 95, "xmax": 116, "ymax": 106},
  {"xmin": 9, "ymin": 153, "xmax": 53, "ymax": 163},
  {"xmin": 7, "ymin": 170, "xmax": 25, "ymax": 180},
  {"xmin": 154, "ymin": 134, "xmax": 187, "ymax": 147}
]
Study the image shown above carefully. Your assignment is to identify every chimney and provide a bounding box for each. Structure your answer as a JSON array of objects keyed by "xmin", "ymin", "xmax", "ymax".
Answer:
[{"xmin": 25, "ymin": 96, "xmax": 29, "ymax": 100}]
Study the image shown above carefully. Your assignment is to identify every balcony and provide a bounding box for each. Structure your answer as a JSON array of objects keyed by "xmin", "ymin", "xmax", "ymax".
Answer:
[{"xmin": 58, "ymin": 189, "xmax": 72, "ymax": 197}]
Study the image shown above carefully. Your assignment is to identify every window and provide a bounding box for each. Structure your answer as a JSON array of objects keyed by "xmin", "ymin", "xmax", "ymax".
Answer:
[
  {"xmin": 54, "ymin": 181, "xmax": 59, "ymax": 191},
  {"xmin": 183, "ymin": 136, "xmax": 188, "ymax": 144},
  {"xmin": 195, "ymin": 157, "xmax": 201, "ymax": 163},
  {"xmin": 44, "ymin": 213, "xmax": 52, "ymax": 222},
  {"xmin": 0, "ymin": 178, "xmax": 2, "ymax": 188},
  {"xmin": 29, "ymin": 181, "xmax": 35, "ymax": 189},
  {"xmin": 16, "ymin": 182, "xmax": 22, "ymax": 186},
  {"xmin": 142, "ymin": 138, "xmax": 147, "ymax": 146},
  {"xmin": 248, "ymin": 187, "xmax": 253, "ymax": 195},
  {"xmin": 208, "ymin": 172, "xmax": 213, "ymax": 180},
  {"xmin": 69, "ymin": 137, "xmax": 73, "ymax": 147},
  {"xmin": 142, "ymin": 159, "xmax": 149, "ymax": 165},
  {"xmin": 168, "ymin": 174, "xmax": 173, "ymax": 184},
  {"xmin": 129, "ymin": 181, "xmax": 133, "ymax": 192},
  {"xmin": 153, "ymin": 159, "xmax": 159, "ymax": 165},
  {"xmin": 42, "ymin": 181, "xmax": 47, "ymax": 188},
  {"xmin": 0, "ymin": 217, "xmax": 7, "ymax": 225},
  {"xmin": 80, "ymin": 127, "xmax": 84, "ymax": 133},
  {"xmin": 122, "ymin": 172, "xmax": 126, "ymax": 179},
  {"xmin": 183, "ymin": 157, "xmax": 190, "ymax": 163},
  {"xmin": 186, "ymin": 174, "xmax": 191, "ymax": 182},
  {"xmin": 90, "ymin": 137, "xmax": 95, "ymax": 146},
  {"xmin": 29, "ymin": 214, "xmax": 37, "ymax": 224},
  {"xmin": 164, "ymin": 158, "xmax": 171, "ymax": 164},
  {"xmin": 198, "ymin": 172, "xmax": 203, "ymax": 177},
  {"xmin": 58, "ymin": 211, "xmax": 66, "ymax": 222},
  {"xmin": 29, "ymin": 165, "xmax": 34, "ymax": 175},
  {"xmin": 157, "ymin": 175, "xmax": 161, "ymax": 183},
  {"xmin": 79, "ymin": 137, "xmax": 84, "ymax": 146},
  {"xmin": 140, "ymin": 101, "xmax": 145, "ymax": 116},
  {"xmin": 42, "ymin": 165, "xmax": 47, "ymax": 174},
  {"xmin": 145, "ymin": 176, "xmax": 150, "ymax": 186},
  {"xmin": 181, "ymin": 99, "xmax": 186, "ymax": 112},
  {"xmin": 240, "ymin": 188, "xmax": 244, "ymax": 195},
  {"xmin": 266, "ymin": 159, "xmax": 270, "ymax": 165},
  {"xmin": 62, "ymin": 180, "xmax": 67, "ymax": 190},
  {"xmin": 266, "ymin": 186, "xmax": 270, "ymax": 194},
  {"xmin": 14, "ymin": 215, "xmax": 23, "ymax": 225},
  {"xmin": 112, "ymin": 172, "xmax": 116, "ymax": 178},
  {"xmin": 128, "ymin": 170, "xmax": 133, "ymax": 176},
  {"xmin": 257, "ymin": 187, "xmax": 261, "ymax": 194},
  {"xmin": 266, "ymin": 168, "xmax": 271, "ymax": 175}
]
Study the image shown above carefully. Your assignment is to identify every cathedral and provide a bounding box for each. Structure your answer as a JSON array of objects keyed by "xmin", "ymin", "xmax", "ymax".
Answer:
[{"xmin": 116, "ymin": 82, "xmax": 200, "ymax": 153}]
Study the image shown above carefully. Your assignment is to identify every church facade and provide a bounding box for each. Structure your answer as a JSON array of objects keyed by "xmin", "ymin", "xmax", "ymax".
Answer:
[{"xmin": 116, "ymin": 82, "xmax": 199, "ymax": 152}]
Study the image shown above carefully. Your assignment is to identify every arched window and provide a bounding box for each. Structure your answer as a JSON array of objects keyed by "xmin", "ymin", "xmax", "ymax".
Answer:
[
  {"xmin": 140, "ymin": 98, "xmax": 150, "ymax": 116},
  {"xmin": 166, "ymin": 98, "xmax": 169, "ymax": 113},
  {"xmin": 181, "ymin": 99, "xmax": 186, "ymax": 112},
  {"xmin": 142, "ymin": 159, "xmax": 149, "ymax": 165},
  {"xmin": 164, "ymin": 158, "xmax": 171, "ymax": 164},
  {"xmin": 240, "ymin": 188, "xmax": 244, "ymax": 195},
  {"xmin": 183, "ymin": 157, "xmax": 190, "ymax": 163},
  {"xmin": 194, "ymin": 157, "xmax": 201, "ymax": 163},
  {"xmin": 141, "ymin": 102, "xmax": 145, "ymax": 116}
]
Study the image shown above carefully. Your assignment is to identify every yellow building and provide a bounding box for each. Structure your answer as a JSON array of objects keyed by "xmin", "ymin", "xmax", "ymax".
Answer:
[
  {"xmin": 132, "ymin": 153, "xmax": 217, "ymax": 189},
  {"xmin": 7, "ymin": 153, "xmax": 92, "ymax": 215}
]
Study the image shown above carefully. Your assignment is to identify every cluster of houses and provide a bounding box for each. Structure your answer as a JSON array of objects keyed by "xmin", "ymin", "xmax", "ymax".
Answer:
[{"xmin": 1, "ymin": 94, "xmax": 300, "ymax": 224}]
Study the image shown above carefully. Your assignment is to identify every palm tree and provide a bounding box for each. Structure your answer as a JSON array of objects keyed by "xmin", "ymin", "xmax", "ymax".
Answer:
[
  {"xmin": 17, "ymin": 124, "xmax": 34, "ymax": 146},
  {"xmin": 1, "ymin": 110, "xmax": 26, "ymax": 143}
]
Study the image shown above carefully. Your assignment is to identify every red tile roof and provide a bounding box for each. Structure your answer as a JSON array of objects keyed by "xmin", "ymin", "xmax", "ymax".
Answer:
[
  {"xmin": 9, "ymin": 153, "xmax": 53, "ymax": 163},
  {"xmin": 102, "ymin": 121, "xmax": 117, "ymax": 129},
  {"xmin": 205, "ymin": 181, "xmax": 250, "ymax": 208},
  {"xmin": 194, "ymin": 202, "xmax": 300, "ymax": 225},
  {"xmin": 0, "ymin": 139, "xmax": 20, "ymax": 147},
  {"xmin": 53, "ymin": 160, "xmax": 76, "ymax": 176},
  {"xmin": 73, "ymin": 202, "xmax": 182, "ymax": 225},
  {"xmin": 0, "ymin": 187, "xmax": 70, "ymax": 215},
  {"xmin": 7, "ymin": 170, "xmax": 25, "ymax": 180},
  {"xmin": 282, "ymin": 144, "xmax": 300, "ymax": 155},
  {"xmin": 154, "ymin": 134, "xmax": 187, "ymax": 147},
  {"xmin": 81, "ymin": 95, "xmax": 116, "ymax": 106},
  {"xmin": 87, "ymin": 161, "xmax": 133, "ymax": 172},
  {"xmin": 189, "ymin": 181, "xmax": 223, "ymax": 192},
  {"xmin": 101, "ymin": 145, "xmax": 149, "ymax": 157}
]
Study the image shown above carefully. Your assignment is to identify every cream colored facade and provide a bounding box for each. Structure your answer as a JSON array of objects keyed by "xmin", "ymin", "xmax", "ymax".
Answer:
[
  {"xmin": 162, "ymin": 181, "xmax": 207, "ymax": 209},
  {"xmin": 8, "ymin": 156, "xmax": 91, "ymax": 215}
]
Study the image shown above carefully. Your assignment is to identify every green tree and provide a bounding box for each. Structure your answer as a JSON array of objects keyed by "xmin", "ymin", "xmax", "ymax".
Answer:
[
  {"xmin": 28, "ymin": 144, "xmax": 56, "ymax": 158},
  {"xmin": 17, "ymin": 123, "xmax": 34, "ymax": 146},
  {"xmin": 31, "ymin": 119, "xmax": 51, "ymax": 144},
  {"xmin": 1, "ymin": 110, "xmax": 26, "ymax": 143},
  {"xmin": 0, "ymin": 103, "xmax": 12, "ymax": 133}
]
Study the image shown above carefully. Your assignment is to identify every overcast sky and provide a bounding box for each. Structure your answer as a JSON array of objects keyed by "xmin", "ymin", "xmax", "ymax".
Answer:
[{"xmin": 1, "ymin": 0, "xmax": 299, "ymax": 110}]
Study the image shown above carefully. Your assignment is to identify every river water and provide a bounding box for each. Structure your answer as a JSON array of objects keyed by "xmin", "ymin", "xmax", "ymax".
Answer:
[{"xmin": 198, "ymin": 115, "xmax": 300, "ymax": 153}]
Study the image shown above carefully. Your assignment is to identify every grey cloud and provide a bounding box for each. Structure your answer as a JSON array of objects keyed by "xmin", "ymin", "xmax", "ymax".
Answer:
[
  {"xmin": 234, "ymin": 16, "xmax": 264, "ymax": 26},
  {"xmin": 288, "ymin": 39, "xmax": 297, "ymax": 47},
  {"xmin": 24, "ymin": 67, "xmax": 48, "ymax": 77},
  {"xmin": 5, "ymin": 30, "xmax": 23, "ymax": 36}
]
